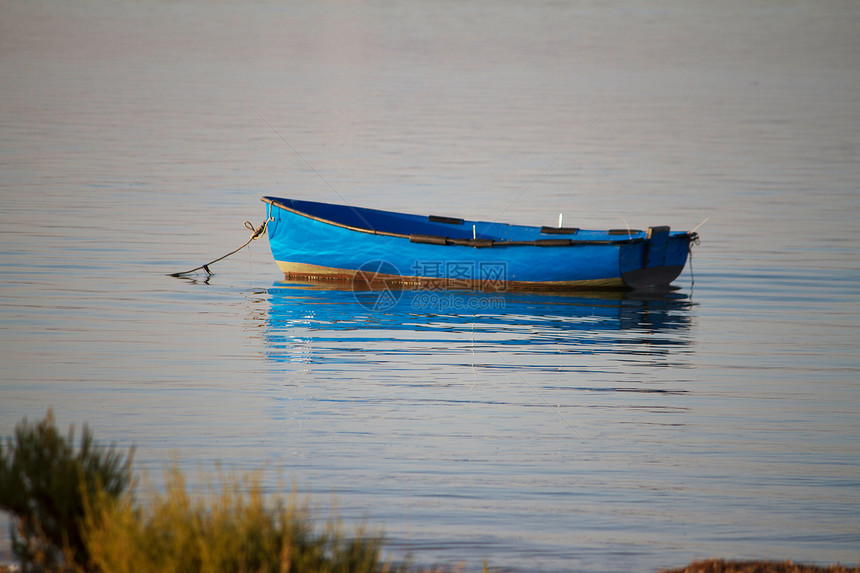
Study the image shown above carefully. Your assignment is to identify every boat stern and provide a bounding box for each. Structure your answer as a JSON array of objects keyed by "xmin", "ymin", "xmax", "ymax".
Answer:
[{"xmin": 620, "ymin": 227, "xmax": 695, "ymax": 290}]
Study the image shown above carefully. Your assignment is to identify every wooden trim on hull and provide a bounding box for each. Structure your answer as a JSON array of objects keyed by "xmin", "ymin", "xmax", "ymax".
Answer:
[{"xmin": 275, "ymin": 260, "xmax": 628, "ymax": 291}]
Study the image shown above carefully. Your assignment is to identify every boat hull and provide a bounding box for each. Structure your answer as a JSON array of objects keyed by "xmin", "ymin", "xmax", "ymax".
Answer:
[{"xmin": 262, "ymin": 197, "xmax": 695, "ymax": 291}]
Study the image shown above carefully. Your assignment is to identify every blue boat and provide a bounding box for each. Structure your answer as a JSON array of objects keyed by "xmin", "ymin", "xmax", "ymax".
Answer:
[{"xmin": 262, "ymin": 196, "xmax": 698, "ymax": 291}]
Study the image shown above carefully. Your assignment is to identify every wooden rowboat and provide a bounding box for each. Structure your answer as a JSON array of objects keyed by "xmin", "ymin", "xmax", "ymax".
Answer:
[{"xmin": 262, "ymin": 196, "xmax": 698, "ymax": 291}]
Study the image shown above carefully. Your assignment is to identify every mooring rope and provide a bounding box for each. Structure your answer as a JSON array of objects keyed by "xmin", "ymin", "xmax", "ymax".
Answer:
[
  {"xmin": 688, "ymin": 232, "xmax": 701, "ymax": 290},
  {"xmin": 170, "ymin": 217, "xmax": 272, "ymax": 278}
]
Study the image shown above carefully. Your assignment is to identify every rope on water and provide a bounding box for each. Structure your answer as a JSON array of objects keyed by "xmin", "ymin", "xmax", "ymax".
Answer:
[{"xmin": 170, "ymin": 217, "xmax": 272, "ymax": 278}]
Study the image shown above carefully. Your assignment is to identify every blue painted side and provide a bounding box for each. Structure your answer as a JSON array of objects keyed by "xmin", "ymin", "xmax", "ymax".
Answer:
[
  {"xmin": 262, "ymin": 197, "xmax": 694, "ymax": 287},
  {"xmin": 619, "ymin": 242, "xmax": 647, "ymax": 276},
  {"xmin": 645, "ymin": 227, "xmax": 670, "ymax": 268},
  {"xmin": 664, "ymin": 235, "xmax": 690, "ymax": 267}
]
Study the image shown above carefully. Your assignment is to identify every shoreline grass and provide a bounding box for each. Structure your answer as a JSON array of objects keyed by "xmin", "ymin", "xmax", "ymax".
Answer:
[
  {"xmin": 660, "ymin": 561, "xmax": 860, "ymax": 573},
  {"xmin": 2, "ymin": 412, "xmax": 857, "ymax": 573}
]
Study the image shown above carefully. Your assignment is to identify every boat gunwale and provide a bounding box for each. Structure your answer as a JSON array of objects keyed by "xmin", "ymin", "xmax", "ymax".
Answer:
[{"xmin": 261, "ymin": 197, "xmax": 697, "ymax": 247}]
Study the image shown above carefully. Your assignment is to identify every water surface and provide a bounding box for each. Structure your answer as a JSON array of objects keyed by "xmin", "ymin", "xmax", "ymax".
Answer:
[{"xmin": 1, "ymin": 1, "xmax": 859, "ymax": 571}]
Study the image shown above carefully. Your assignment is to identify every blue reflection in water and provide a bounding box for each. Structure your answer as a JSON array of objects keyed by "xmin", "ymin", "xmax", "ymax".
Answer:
[{"xmin": 263, "ymin": 282, "xmax": 694, "ymax": 367}]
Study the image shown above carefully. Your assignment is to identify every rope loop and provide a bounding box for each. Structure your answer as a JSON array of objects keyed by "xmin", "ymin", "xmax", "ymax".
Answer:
[{"xmin": 690, "ymin": 231, "xmax": 701, "ymax": 246}]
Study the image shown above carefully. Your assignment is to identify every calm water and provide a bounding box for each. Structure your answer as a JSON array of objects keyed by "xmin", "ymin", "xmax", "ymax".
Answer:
[{"xmin": 1, "ymin": 0, "xmax": 859, "ymax": 571}]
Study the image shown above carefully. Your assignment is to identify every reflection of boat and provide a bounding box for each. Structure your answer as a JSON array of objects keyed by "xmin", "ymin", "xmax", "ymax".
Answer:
[
  {"xmin": 262, "ymin": 197, "xmax": 698, "ymax": 290},
  {"xmin": 262, "ymin": 282, "xmax": 693, "ymax": 365}
]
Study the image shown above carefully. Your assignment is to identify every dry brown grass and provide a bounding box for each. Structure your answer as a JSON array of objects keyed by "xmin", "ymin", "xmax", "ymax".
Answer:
[{"xmin": 661, "ymin": 559, "xmax": 860, "ymax": 573}]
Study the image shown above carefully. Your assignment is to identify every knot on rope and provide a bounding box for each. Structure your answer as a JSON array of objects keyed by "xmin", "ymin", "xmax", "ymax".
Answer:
[
  {"xmin": 245, "ymin": 220, "xmax": 268, "ymax": 240},
  {"xmin": 170, "ymin": 217, "xmax": 272, "ymax": 278},
  {"xmin": 689, "ymin": 231, "xmax": 701, "ymax": 246}
]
